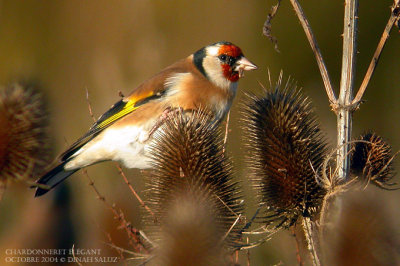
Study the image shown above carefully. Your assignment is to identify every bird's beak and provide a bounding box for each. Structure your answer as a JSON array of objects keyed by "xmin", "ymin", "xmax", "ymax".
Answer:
[{"xmin": 234, "ymin": 56, "xmax": 258, "ymax": 78}]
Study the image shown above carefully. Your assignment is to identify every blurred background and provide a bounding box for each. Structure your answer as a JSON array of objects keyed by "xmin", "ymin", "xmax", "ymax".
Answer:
[{"xmin": 0, "ymin": 0, "xmax": 399, "ymax": 264}]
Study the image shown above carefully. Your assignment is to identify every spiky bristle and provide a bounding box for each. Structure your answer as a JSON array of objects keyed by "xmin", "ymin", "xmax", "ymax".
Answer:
[
  {"xmin": 144, "ymin": 110, "xmax": 243, "ymax": 250},
  {"xmin": 351, "ymin": 132, "xmax": 396, "ymax": 189},
  {"xmin": 0, "ymin": 83, "xmax": 49, "ymax": 192},
  {"xmin": 241, "ymin": 81, "xmax": 327, "ymax": 228}
]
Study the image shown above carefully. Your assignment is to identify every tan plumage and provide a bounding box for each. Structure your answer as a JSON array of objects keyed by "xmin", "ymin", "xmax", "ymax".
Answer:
[{"xmin": 35, "ymin": 41, "xmax": 257, "ymax": 196}]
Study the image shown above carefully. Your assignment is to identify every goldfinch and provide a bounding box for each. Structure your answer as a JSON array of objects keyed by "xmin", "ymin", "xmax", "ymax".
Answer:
[{"xmin": 35, "ymin": 41, "xmax": 257, "ymax": 197}]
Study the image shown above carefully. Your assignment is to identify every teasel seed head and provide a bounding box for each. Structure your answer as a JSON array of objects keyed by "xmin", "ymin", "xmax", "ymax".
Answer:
[
  {"xmin": 351, "ymin": 132, "xmax": 396, "ymax": 190},
  {"xmin": 0, "ymin": 83, "xmax": 49, "ymax": 196},
  {"xmin": 241, "ymin": 82, "xmax": 328, "ymax": 228},
  {"xmin": 144, "ymin": 110, "xmax": 243, "ymax": 255},
  {"xmin": 147, "ymin": 190, "xmax": 226, "ymax": 266}
]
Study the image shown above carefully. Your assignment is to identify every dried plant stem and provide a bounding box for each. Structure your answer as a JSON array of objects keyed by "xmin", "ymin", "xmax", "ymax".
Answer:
[
  {"xmin": 352, "ymin": 0, "xmax": 400, "ymax": 105},
  {"xmin": 85, "ymin": 88, "xmax": 95, "ymax": 121},
  {"xmin": 263, "ymin": 0, "xmax": 282, "ymax": 53},
  {"xmin": 319, "ymin": 192, "xmax": 340, "ymax": 240},
  {"xmin": 337, "ymin": 0, "xmax": 358, "ymax": 182},
  {"xmin": 103, "ymin": 231, "xmax": 125, "ymax": 262},
  {"xmin": 103, "ymin": 242, "xmax": 148, "ymax": 258},
  {"xmin": 221, "ymin": 214, "xmax": 242, "ymax": 244},
  {"xmin": 83, "ymin": 169, "xmax": 147, "ymax": 253},
  {"xmin": 246, "ymin": 237, "xmax": 251, "ymax": 266},
  {"xmin": 115, "ymin": 163, "xmax": 155, "ymax": 220},
  {"xmin": 302, "ymin": 217, "xmax": 321, "ymax": 266},
  {"xmin": 223, "ymin": 111, "xmax": 230, "ymax": 153},
  {"xmin": 318, "ymin": 194, "xmax": 331, "ymax": 236},
  {"xmin": 72, "ymin": 244, "xmax": 83, "ymax": 266},
  {"xmin": 291, "ymin": 226, "xmax": 304, "ymax": 266},
  {"xmin": 289, "ymin": 0, "xmax": 337, "ymax": 106}
]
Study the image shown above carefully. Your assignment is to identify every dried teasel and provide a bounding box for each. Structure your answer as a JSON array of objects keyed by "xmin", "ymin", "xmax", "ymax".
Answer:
[
  {"xmin": 147, "ymin": 190, "xmax": 226, "ymax": 266},
  {"xmin": 350, "ymin": 132, "xmax": 396, "ymax": 190},
  {"xmin": 143, "ymin": 110, "xmax": 243, "ymax": 256},
  {"xmin": 0, "ymin": 83, "xmax": 49, "ymax": 197},
  {"xmin": 241, "ymin": 80, "xmax": 328, "ymax": 228}
]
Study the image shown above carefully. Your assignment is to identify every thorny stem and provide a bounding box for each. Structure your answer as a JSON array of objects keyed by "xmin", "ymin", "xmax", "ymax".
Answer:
[
  {"xmin": 83, "ymin": 169, "xmax": 148, "ymax": 253},
  {"xmin": 289, "ymin": 0, "xmax": 337, "ymax": 106},
  {"xmin": 352, "ymin": 0, "xmax": 400, "ymax": 105},
  {"xmin": 104, "ymin": 231, "xmax": 125, "ymax": 262},
  {"xmin": 115, "ymin": 163, "xmax": 156, "ymax": 220},
  {"xmin": 302, "ymin": 217, "xmax": 321, "ymax": 266},
  {"xmin": 291, "ymin": 226, "xmax": 304, "ymax": 266},
  {"xmin": 337, "ymin": 0, "xmax": 358, "ymax": 182}
]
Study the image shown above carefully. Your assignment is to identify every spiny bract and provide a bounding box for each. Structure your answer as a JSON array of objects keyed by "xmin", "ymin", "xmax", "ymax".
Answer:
[
  {"xmin": 0, "ymin": 83, "xmax": 49, "ymax": 193},
  {"xmin": 144, "ymin": 110, "xmax": 243, "ymax": 249},
  {"xmin": 242, "ymin": 82, "xmax": 327, "ymax": 228},
  {"xmin": 351, "ymin": 132, "xmax": 396, "ymax": 190}
]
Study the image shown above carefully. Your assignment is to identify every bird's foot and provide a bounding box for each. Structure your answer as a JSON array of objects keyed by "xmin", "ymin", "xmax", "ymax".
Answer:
[{"xmin": 142, "ymin": 107, "xmax": 183, "ymax": 142}]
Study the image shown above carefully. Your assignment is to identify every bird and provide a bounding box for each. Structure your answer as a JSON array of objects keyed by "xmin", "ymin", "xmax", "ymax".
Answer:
[{"xmin": 35, "ymin": 41, "xmax": 257, "ymax": 197}]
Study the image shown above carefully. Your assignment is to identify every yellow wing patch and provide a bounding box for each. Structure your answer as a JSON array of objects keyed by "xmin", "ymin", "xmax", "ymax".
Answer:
[
  {"xmin": 95, "ymin": 91, "xmax": 154, "ymax": 130},
  {"xmin": 96, "ymin": 100, "xmax": 138, "ymax": 129},
  {"xmin": 60, "ymin": 91, "xmax": 156, "ymax": 161}
]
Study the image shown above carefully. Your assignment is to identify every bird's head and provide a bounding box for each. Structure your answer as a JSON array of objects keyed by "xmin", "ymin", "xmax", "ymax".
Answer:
[{"xmin": 193, "ymin": 41, "xmax": 257, "ymax": 89}]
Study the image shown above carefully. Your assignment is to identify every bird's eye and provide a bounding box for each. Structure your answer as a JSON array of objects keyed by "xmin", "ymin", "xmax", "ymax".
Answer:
[{"xmin": 219, "ymin": 54, "xmax": 227, "ymax": 62}]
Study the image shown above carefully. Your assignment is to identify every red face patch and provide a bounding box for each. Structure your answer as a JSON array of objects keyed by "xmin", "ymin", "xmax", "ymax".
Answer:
[
  {"xmin": 222, "ymin": 64, "xmax": 239, "ymax": 82},
  {"xmin": 218, "ymin": 44, "xmax": 243, "ymax": 58},
  {"xmin": 219, "ymin": 44, "xmax": 243, "ymax": 82}
]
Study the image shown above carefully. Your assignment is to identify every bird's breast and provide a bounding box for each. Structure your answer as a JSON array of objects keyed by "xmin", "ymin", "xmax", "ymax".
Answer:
[{"xmin": 164, "ymin": 72, "xmax": 237, "ymax": 120}]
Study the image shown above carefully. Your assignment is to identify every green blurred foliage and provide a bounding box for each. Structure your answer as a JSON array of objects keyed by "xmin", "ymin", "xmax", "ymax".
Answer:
[{"xmin": 0, "ymin": 0, "xmax": 399, "ymax": 265}]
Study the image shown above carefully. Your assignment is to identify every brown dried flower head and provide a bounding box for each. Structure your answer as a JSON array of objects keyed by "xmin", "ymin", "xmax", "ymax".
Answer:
[
  {"xmin": 147, "ymin": 190, "xmax": 226, "ymax": 266},
  {"xmin": 241, "ymin": 82, "xmax": 327, "ymax": 228},
  {"xmin": 144, "ymin": 110, "xmax": 243, "ymax": 251},
  {"xmin": 0, "ymin": 83, "xmax": 49, "ymax": 194},
  {"xmin": 351, "ymin": 132, "xmax": 396, "ymax": 189}
]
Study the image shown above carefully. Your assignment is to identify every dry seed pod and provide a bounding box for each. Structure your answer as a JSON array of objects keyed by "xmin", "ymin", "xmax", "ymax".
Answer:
[
  {"xmin": 0, "ymin": 83, "xmax": 49, "ymax": 196},
  {"xmin": 148, "ymin": 190, "xmax": 225, "ymax": 266},
  {"xmin": 351, "ymin": 132, "xmax": 396, "ymax": 189},
  {"xmin": 242, "ymin": 84, "xmax": 327, "ymax": 228},
  {"xmin": 144, "ymin": 110, "xmax": 243, "ymax": 252}
]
